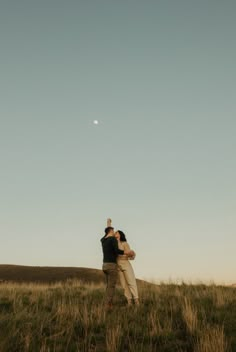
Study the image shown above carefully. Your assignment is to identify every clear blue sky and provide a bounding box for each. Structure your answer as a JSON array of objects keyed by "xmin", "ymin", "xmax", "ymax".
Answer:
[{"xmin": 1, "ymin": 0, "xmax": 235, "ymax": 284}]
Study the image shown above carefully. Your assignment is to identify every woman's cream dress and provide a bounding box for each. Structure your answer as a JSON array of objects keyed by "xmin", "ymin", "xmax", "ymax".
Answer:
[{"xmin": 117, "ymin": 241, "xmax": 139, "ymax": 301}]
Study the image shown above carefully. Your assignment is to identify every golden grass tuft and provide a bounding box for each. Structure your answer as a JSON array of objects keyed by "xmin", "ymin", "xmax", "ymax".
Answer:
[
  {"xmin": 195, "ymin": 326, "xmax": 228, "ymax": 352},
  {"xmin": 182, "ymin": 296, "xmax": 198, "ymax": 334}
]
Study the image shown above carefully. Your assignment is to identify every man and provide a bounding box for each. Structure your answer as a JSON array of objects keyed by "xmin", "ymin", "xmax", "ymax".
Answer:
[{"xmin": 101, "ymin": 222, "xmax": 135, "ymax": 309}]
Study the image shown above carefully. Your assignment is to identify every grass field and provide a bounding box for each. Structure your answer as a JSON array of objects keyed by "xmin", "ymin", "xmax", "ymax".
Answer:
[{"xmin": 0, "ymin": 279, "xmax": 236, "ymax": 352}]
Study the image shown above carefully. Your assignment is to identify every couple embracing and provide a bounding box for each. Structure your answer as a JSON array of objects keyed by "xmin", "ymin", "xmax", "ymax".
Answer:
[{"xmin": 100, "ymin": 218, "xmax": 139, "ymax": 310}]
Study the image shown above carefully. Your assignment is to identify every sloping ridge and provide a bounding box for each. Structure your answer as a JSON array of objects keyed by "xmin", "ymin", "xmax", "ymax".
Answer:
[
  {"xmin": 0, "ymin": 265, "xmax": 105, "ymax": 284},
  {"xmin": 0, "ymin": 264, "xmax": 148, "ymax": 285}
]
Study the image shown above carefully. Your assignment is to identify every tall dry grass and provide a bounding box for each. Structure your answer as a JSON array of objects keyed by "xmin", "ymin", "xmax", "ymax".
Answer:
[
  {"xmin": 195, "ymin": 326, "xmax": 228, "ymax": 352},
  {"xmin": 0, "ymin": 280, "xmax": 235, "ymax": 351},
  {"xmin": 182, "ymin": 296, "xmax": 198, "ymax": 333}
]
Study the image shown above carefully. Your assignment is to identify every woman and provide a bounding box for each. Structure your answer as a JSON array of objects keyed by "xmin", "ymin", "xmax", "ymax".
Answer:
[{"xmin": 107, "ymin": 219, "xmax": 139, "ymax": 306}]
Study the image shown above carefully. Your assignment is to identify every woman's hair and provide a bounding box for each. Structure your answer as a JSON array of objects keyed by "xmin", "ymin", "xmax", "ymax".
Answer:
[{"xmin": 117, "ymin": 230, "xmax": 127, "ymax": 242}]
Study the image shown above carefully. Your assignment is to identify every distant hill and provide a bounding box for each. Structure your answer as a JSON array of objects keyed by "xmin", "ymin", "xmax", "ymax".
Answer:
[
  {"xmin": 0, "ymin": 265, "xmax": 147, "ymax": 285},
  {"xmin": 0, "ymin": 265, "xmax": 106, "ymax": 284}
]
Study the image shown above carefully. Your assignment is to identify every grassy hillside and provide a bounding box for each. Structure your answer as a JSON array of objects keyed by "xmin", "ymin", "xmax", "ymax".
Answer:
[{"xmin": 0, "ymin": 280, "xmax": 236, "ymax": 351}]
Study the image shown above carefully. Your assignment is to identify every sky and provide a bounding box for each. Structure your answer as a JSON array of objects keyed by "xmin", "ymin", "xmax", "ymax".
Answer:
[{"xmin": 1, "ymin": 0, "xmax": 236, "ymax": 284}]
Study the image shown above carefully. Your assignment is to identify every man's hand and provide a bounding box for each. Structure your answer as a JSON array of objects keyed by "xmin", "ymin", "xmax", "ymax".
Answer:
[
  {"xmin": 107, "ymin": 218, "xmax": 112, "ymax": 227},
  {"xmin": 125, "ymin": 250, "xmax": 135, "ymax": 257}
]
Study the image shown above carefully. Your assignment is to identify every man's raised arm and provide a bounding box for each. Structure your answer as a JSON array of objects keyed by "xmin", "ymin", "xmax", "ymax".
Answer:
[{"xmin": 107, "ymin": 218, "xmax": 112, "ymax": 227}]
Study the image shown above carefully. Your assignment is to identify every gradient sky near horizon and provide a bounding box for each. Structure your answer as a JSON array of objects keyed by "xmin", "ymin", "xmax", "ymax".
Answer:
[{"xmin": 1, "ymin": 0, "xmax": 236, "ymax": 284}]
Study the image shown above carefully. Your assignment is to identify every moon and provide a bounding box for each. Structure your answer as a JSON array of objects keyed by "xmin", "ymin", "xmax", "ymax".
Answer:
[{"xmin": 93, "ymin": 120, "xmax": 99, "ymax": 125}]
